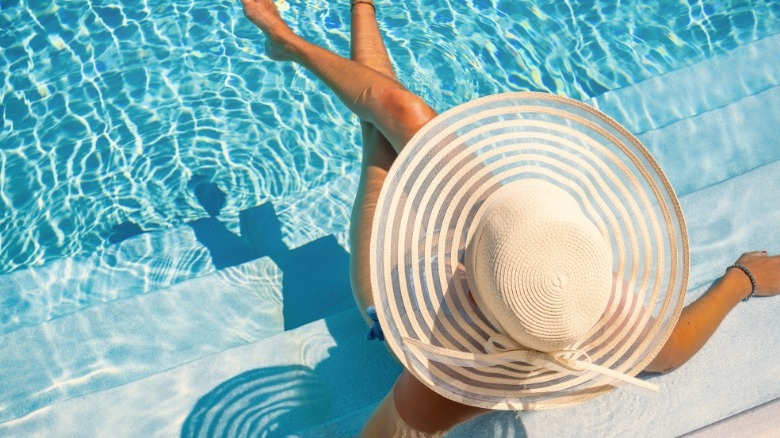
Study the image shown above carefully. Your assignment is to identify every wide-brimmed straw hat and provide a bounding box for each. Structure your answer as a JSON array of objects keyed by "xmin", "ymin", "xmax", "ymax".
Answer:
[{"xmin": 370, "ymin": 92, "xmax": 689, "ymax": 410}]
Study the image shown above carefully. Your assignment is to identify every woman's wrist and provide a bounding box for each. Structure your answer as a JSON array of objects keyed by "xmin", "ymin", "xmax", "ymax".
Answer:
[{"xmin": 721, "ymin": 267, "xmax": 753, "ymax": 303}]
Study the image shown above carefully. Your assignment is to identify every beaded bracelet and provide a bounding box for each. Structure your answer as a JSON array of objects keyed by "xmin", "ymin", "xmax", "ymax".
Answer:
[{"xmin": 726, "ymin": 263, "xmax": 757, "ymax": 302}]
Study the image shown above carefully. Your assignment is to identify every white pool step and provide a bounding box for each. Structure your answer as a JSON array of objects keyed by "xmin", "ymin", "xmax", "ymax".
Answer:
[
  {"xmin": 683, "ymin": 398, "xmax": 780, "ymax": 437},
  {"xmin": 634, "ymin": 84, "xmax": 780, "ymax": 196},
  {"xmin": 0, "ymin": 226, "xmax": 215, "ymax": 336},
  {"xmin": 273, "ymin": 168, "xmax": 359, "ymax": 252},
  {"xmin": 0, "ymin": 257, "xmax": 283, "ymax": 424},
  {"xmin": 588, "ymin": 34, "xmax": 780, "ymax": 197},
  {"xmin": 0, "ymin": 307, "xmax": 400, "ymax": 437},
  {"xmin": 590, "ymin": 34, "xmax": 780, "ymax": 135}
]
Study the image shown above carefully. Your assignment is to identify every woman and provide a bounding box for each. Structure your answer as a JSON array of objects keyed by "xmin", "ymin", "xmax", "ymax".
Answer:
[{"xmin": 239, "ymin": 1, "xmax": 780, "ymax": 435}]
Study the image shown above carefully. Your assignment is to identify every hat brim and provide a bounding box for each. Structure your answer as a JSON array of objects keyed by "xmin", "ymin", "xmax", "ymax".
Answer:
[{"xmin": 370, "ymin": 92, "xmax": 689, "ymax": 410}]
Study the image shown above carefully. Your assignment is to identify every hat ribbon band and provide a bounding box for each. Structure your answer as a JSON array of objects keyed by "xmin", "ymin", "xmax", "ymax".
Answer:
[{"xmin": 402, "ymin": 336, "xmax": 659, "ymax": 395}]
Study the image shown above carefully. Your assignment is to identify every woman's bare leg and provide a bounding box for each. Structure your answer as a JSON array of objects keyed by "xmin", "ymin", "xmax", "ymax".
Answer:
[
  {"xmin": 241, "ymin": 0, "xmax": 436, "ymax": 323},
  {"xmin": 345, "ymin": 2, "xmax": 489, "ymax": 435},
  {"xmin": 241, "ymin": 0, "xmax": 437, "ymax": 152},
  {"xmin": 350, "ymin": 1, "xmax": 396, "ymax": 79},
  {"xmin": 240, "ymin": 2, "xmax": 486, "ymax": 433},
  {"xmin": 347, "ymin": 0, "xmax": 401, "ymax": 325}
]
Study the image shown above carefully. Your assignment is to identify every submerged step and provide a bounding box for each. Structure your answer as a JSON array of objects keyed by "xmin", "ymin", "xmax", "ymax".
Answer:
[
  {"xmin": 682, "ymin": 159, "xmax": 780, "ymax": 293},
  {"xmin": 0, "ymin": 307, "xmax": 401, "ymax": 437},
  {"xmin": 591, "ymin": 34, "xmax": 780, "ymax": 135},
  {"xmin": 685, "ymin": 397, "xmax": 780, "ymax": 437},
  {"xmin": 0, "ymin": 257, "xmax": 283, "ymax": 424},
  {"xmin": 273, "ymin": 170, "xmax": 359, "ymax": 252},
  {"xmin": 0, "ymin": 226, "xmax": 215, "ymax": 336},
  {"xmin": 239, "ymin": 203, "xmax": 355, "ymax": 330},
  {"xmin": 636, "ymin": 85, "xmax": 780, "ymax": 196}
]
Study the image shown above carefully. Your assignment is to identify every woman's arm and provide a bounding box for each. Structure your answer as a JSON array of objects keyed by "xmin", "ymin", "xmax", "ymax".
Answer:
[{"xmin": 645, "ymin": 251, "xmax": 780, "ymax": 373}]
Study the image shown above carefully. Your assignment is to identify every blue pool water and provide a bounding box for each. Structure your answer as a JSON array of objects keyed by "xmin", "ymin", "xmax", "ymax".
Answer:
[
  {"xmin": 0, "ymin": 0, "xmax": 779, "ymax": 435},
  {"xmin": 1, "ymin": 0, "xmax": 778, "ymax": 276}
]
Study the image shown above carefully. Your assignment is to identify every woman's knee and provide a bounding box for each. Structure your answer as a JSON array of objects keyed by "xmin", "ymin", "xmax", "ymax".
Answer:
[{"xmin": 378, "ymin": 86, "xmax": 437, "ymax": 128}]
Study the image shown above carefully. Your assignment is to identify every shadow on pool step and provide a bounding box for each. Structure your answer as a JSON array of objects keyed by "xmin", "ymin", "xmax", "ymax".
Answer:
[
  {"xmin": 181, "ymin": 364, "xmax": 331, "ymax": 436},
  {"xmin": 0, "ymin": 306, "xmax": 401, "ymax": 436},
  {"xmin": 179, "ymin": 307, "xmax": 401, "ymax": 437},
  {"xmin": 0, "ymin": 257, "xmax": 283, "ymax": 424},
  {"xmin": 110, "ymin": 179, "xmax": 354, "ymax": 332},
  {"xmin": 240, "ymin": 203, "xmax": 354, "ymax": 331},
  {"xmin": 185, "ymin": 179, "xmax": 261, "ymax": 269}
]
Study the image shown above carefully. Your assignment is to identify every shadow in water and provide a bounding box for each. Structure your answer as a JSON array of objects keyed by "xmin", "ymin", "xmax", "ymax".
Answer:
[
  {"xmin": 181, "ymin": 365, "xmax": 329, "ymax": 437},
  {"xmin": 108, "ymin": 221, "xmax": 144, "ymax": 244},
  {"xmin": 238, "ymin": 202, "xmax": 353, "ymax": 331},
  {"xmin": 106, "ymin": 176, "xmax": 353, "ymax": 330},
  {"xmin": 186, "ymin": 177, "xmax": 260, "ymax": 270}
]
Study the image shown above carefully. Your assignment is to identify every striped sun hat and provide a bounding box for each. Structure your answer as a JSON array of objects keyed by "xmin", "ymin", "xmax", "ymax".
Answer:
[{"xmin": 370, "ymin": 92, "xmax": 689, "ymax": 410}]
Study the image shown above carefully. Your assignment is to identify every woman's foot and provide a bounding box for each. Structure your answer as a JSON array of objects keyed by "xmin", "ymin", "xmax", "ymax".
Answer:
[{"xmin": 241, "ymin": 0, "xmax": 299, "ymax": 61}]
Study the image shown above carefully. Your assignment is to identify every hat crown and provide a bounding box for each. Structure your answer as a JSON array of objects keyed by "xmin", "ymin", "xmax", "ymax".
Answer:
[{"xmin": 467, "ymin": 181, "xmax": 613, "ymax": 352}]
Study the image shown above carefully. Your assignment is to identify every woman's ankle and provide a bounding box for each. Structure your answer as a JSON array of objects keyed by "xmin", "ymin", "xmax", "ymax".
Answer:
[
  {"xmin": 351, "ymin": 0, "xmax": 376, "ymax": 13},
  {"xmin": 264, "ymin": 29, "xmax": 304, "ymax": 62}
]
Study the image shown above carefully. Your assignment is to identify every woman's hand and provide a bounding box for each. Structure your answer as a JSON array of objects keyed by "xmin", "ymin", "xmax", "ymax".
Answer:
[{"xmin": 732, "ymin": 251, "xmax": 780, "ymax": 298}]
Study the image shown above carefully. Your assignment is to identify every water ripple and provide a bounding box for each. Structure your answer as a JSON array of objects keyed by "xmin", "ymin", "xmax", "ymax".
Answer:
[{"xmin": 0, "ymin": 0, "xmax": 778, "ymax": 275}]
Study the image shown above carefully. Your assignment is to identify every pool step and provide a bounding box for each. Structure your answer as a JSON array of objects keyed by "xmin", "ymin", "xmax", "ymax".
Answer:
[
  {"xmin": 634, "ymin": 84, "xmax": 780, "ymax": 196},
  {"xmin": 590, "ymin": 34, "xmax": 780, "ymax": 135},
  {"xmin": 269, "ymin": 168, "xmax": 357, "ymax": 259},
  {"xmin": 0, "ymin": 226, "xmax": 215, "ymax": 336},
  {"xmin": 0, "ymin": 307, "xmax": 401, "ymax": 437},
  {"xmin": 589, "ymin": 33, "xmax": 780, "ymax": 196},
  {"xmin": 0, "ymin": 257, "xmax": 284, "ymax": 424},
  {"xmin": 683, "ymin": 397, "xmax": 780, "ymax": 437},
  {"xmin": 239, "ymin": 203, "xmax": 354, "ymax": 330},
  {"xmin": 273, "ymin": 169, "xmax": 359, "ymax": 252}
]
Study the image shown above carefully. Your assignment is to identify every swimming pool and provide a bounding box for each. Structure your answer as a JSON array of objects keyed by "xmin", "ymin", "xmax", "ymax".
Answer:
[
  {"xmin": 1, "ymin": 0, "xmax": 778, "ymax": 276},
  {"xmin": 0, "ymin": 0, "xmax": 779, "ymax": 435}
]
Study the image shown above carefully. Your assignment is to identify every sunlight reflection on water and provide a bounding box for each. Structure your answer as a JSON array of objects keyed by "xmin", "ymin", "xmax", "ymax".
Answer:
[{"xmin": 0, "ymin": 0, "xmax": 777, "ymax": 274}]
